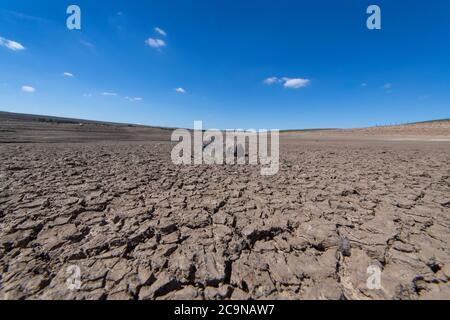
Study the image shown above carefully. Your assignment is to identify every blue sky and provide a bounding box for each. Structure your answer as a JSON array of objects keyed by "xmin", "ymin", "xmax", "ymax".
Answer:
[{"xmin": 0, "ymin": 0, "xmax": 449, "ymax": 129}]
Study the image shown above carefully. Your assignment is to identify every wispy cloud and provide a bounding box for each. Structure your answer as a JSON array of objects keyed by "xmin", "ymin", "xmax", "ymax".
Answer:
[
  {"xmin": 22, "ymin": 85, "xmax": 35, "ymax": 93},
  {"xmin": 102, "ymin": 92, "xmax": 118, "ymax": 96},
  {"xmin": 154, "ymin": 27, "xmax": 167, "ymax": 37},
  {"xmin": 0, "ymin": 36, "xmax": 25, "ymax": 51},
  {"xmin": 83, "ymin": 93, "xmax": 92, "ymax": 97},
  {"xmin": 361, "ymin": 82, "xmax": 367, "ymax": 87},
  {"xmin": 264, "ymin": 77, "xmax": 281, "ymax": 85},
  {"xmin": 0, "ymin": 10, "xmax": 50, "ymax": 24},
  {"xmin": 418, "ymin": 95, "xmax": 430, "ymax": 100},
  {"xmin": 80, "ymin": 39, "xmax": 95, "ymax": 49},
  {"xmin": 175, "ymin": 88, "xmax": 186, "ymax": 94},
  {"xmin": 79, "ymin": 39, "xmax": 98, "ymax": 55},
  {"xmin": 283, "ymin": 78, "xmax": 311, "ymax": 89},
  {"xmin": 145, "ymin": 38, "xmax": 166, "ymax": 49},
  {"xmin": 383, "ymin": 83, "xmax": 392, "ymax": 90},
  {"xmin": 264, "ymin": 76, "xmax": 310, "ymax": 89},
  {"xmin": 125, "ymin": 96, "xmax": 143, "ymax": 102},
  {"xmin": 63, "ymin": 72, "xmax": 74, "ymax": 78}
]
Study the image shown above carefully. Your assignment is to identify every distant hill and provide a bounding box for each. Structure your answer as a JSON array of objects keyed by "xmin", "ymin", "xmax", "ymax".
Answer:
[
  {"xmin": 280, "ymin": 118, "xmax": 450, "ymax": 133},
  {"xmin": 1, "ymin": 111, "xmax": 449, "ymax": 143},
  {"xmin": 0, "ymin": 111, "xmax": 173, "ymax": 143},
  {"xmin": 409, "ymin": 118, "xmax": 450, "ymax": 125},
  {"xmin": 0, "ymin": 111, "xmax": 173, "ymax": 130}
]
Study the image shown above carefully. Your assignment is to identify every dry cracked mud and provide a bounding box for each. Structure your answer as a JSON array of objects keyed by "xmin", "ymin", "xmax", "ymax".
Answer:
[{"xmin": 0, "ymin": 116, "xmax": 449, "ymax": 300}]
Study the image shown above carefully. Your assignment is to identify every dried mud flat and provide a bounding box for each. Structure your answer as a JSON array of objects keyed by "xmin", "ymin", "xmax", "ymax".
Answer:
[{"xmin": 0, "ymin": 115, "xmax": 449, "ymax": 300}]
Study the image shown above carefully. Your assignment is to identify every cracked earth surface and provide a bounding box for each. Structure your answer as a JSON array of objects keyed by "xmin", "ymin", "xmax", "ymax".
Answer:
[{"xmin": 0, "ymin": 139, "xmax": 449, "ymax": 300}]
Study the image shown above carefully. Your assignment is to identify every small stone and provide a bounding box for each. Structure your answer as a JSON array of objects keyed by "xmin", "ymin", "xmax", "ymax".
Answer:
[{"xmin": 338, "ymin": 236, "xmax": 351, "ymax": 257}]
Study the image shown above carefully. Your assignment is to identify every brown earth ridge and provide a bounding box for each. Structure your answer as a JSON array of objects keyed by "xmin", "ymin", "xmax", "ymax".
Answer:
[{"xmin": 0, "ymin": 112, "xmax": 449, "ymax": 300}]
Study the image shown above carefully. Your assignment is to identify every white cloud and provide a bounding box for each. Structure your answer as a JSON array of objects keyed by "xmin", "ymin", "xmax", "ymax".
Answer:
[
  {"xmin": 22, "ymin": 85, "xmax": 35, "ymax": 93},
  {"xmin": 175, "ymin": 88, "xmax": 186, "ymax": 94},
  {"xmin": 264, "ymin": 76, "xmax": 311, "ymax": 89},
  {"xmin": 283, "ymin": 78, "xmax": 311, "ymax": 89},
  {"xmin": 125, "ymin": 96, "xmax": 143, "ymax": 102},
  {"xmin": 383, "ymin": 83, "xmax": 392, "ymax": 89},
  {"xmin": 154, "ymin": 27, "xmax": 167, "ymax": 37},
  {"xmin": 63, "ymin": 72, "xmax": 74, "ymax": 77},
  {"xmin": 83, "ymin": 93, "xmax": 92, "ymax": 97},
  {"xmin": 264, "ymin": 77, "xmax": 281, "ymax": 85},
  {"xmin": 102, "ymin": 92, "xmax": 117, "ymax": 96},
  {"xmin": 0, "ymin": 36, "xmax": 25, "ymax": 51},
  {"xmin": 145, "ymin": 38, "xmax": 166, "ymax": 49}
]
